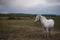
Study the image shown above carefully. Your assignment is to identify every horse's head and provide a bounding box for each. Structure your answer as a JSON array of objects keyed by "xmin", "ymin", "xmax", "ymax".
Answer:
[
  {"xmin": 34, "ymin": 15, "xmax": 40, "ymax": 22},
  {"xmin": 34, "ymin": 15, "xmax": 46, "ymax": 22}
]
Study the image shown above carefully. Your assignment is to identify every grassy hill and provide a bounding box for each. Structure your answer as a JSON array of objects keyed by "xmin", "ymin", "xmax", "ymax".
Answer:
[{"xmin": 0, "ymin": 13, "xmax": 60, "ymax": 40}]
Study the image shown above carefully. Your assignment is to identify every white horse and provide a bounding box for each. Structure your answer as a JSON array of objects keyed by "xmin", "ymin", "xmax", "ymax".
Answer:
[{"xmin": 34, "ymin": 15, "xmax": 54, "ymax": 37}]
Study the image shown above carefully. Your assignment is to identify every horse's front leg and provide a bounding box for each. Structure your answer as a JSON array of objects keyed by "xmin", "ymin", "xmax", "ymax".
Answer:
[
  {"xmin": 46, "ymin": 27, "xmax": 49, "ymax": 38},
  {"xmin": 42, "ymin": 26, "xmax": 46, "ymax": 38},
  {"xmin": 42, "ymin": 26, "xmax": 46, "ymax": 34}
]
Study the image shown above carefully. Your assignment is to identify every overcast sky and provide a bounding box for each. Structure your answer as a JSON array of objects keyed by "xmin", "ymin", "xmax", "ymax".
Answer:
[{"xmin": 0, "ymin": 0, "xmax": 60, "ymax": 15}]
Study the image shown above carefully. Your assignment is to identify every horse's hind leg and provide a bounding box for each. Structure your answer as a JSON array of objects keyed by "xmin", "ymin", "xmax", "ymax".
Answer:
[
  {"xmin": 51, "ymin": 27, "xmax": 54, "ymax": 33},
  {"xmin": 50, "ymin": 27, "xmax": 55, "ymax": 36}
]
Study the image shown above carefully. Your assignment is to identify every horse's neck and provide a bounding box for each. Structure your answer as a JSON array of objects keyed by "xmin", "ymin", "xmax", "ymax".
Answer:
[
  {"xmin": 41, "ymin": 16, "xmax": 47, "ymax": 20},
  {"xmin": 40, "ymin": 16, "xmax": 47, "ymax": 22}
]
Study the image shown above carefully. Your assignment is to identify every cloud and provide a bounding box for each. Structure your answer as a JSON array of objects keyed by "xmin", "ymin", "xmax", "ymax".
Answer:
[
  {"xmin": 46, "ymin": 0, "xmax": 60, "ymax": 3},
  {"xmin": 0, "ymin": 0, "xmax": 60, "ymax": 15},
  {"xmin": 0, "ymin": 0, "xmax": 60, "ymax": 9},
  {"xmin": 8, "ymin": 0, "xmax": 60, "ymax": 8}
]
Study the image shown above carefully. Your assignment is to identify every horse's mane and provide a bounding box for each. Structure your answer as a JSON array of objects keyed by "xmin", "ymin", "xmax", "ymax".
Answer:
[
  {"xmin": 36, "ymin": 15, "xmax": 47, "ymax": 20},
  {"xmin": 40, "ymin": 15, "xmax": 47, "ymax": 20}
]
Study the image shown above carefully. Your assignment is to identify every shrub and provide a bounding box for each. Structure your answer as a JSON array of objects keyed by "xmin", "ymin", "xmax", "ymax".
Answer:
[
  {"xmin": 17, "ymin": 17, "xmax": 21, "ymax": 20},
  {"xmin": 8, "ymin": 16, "xmax": 16, "ymax": 20}
]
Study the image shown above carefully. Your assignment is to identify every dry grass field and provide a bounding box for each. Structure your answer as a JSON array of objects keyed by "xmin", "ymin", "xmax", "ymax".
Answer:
[{"xmin": 0, "ymin": 15, "xmax": 60, "ymax": 40}]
